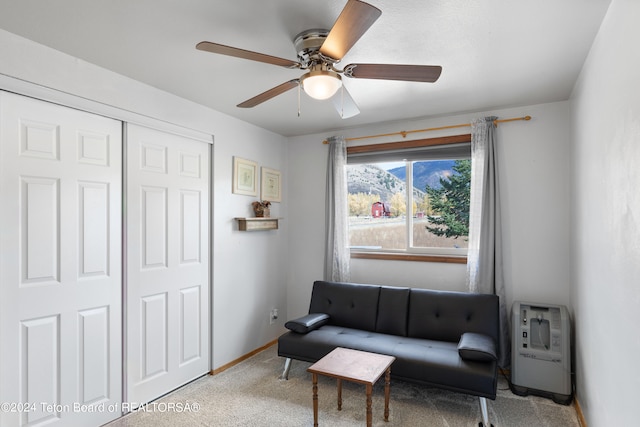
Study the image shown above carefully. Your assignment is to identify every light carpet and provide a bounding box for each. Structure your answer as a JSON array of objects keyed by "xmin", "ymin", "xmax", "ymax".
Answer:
[{"xmin": 105, "ymin": 344, "xmax": 580, "ymax": 426}]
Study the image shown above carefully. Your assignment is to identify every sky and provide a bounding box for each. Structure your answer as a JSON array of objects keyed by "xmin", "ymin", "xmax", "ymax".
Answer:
[{"xmin": 377, "ymin": 161, "xmax": 405, "ymax": 170}]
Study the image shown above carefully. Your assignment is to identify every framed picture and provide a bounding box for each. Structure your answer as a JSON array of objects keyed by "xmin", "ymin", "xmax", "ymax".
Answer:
[
  {"xmin": 232, "ymin": 157, "xmax": 258, "ymax": 196},
  {"xmin": 261, "ymin": 167, "xmax": 282, "ymax": 202}
]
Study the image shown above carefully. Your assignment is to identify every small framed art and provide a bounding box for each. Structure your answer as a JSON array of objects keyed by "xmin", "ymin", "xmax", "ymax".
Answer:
[
  {"xmin": 232, "ymin": 157, "xmax": 258, "ymax": 196},
  {"xmin": 261, "ymin": 167, "xmax": 282, "ymax": 202}
]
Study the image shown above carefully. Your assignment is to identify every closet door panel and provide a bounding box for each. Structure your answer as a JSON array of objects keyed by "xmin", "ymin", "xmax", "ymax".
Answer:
[
  {"xmin": 0, "ymin": 91, "xmax": 122, "ymax": 426},
  {"xmin": 126, "ymin": 124, "xmax": 210, "ymax": 405}
]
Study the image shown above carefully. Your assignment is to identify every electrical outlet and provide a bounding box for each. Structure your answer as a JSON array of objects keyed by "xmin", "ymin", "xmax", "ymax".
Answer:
[{"xmin": 270, "ymin": 308, "xmax": 278, "ymax": 325}]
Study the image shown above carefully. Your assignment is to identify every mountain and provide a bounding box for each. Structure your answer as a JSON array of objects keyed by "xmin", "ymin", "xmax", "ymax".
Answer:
[
  {"xmin": 347, "ymin": 164, "xmax": 425, "ymax": 202},
  {"xmin": 388, "ymin": 160, "xmax": 456, "ymax": 191},
  {"xmin": 347, "ymin": 161, "xmax": 458, "ymax": 202}
]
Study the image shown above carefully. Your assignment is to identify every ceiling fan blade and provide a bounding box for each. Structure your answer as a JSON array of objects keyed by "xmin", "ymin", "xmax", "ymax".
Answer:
[
  {"xmin": 237, "ymin": 80, "xmax": 300, "ymax": 108},
  {"xmin": 343, "ymin": 64, "xmax": 442, "ymax": 82},
  {"xmin": 331, "ymin": 86, "xmax": 360, "ymax": 119},
  {"xmin": 196, "ymin": 41, "xmax": 300, "ymax": 69},
  {"xmin": 319, "ymin": 0, "xmax": 381, "ymax": 61}
]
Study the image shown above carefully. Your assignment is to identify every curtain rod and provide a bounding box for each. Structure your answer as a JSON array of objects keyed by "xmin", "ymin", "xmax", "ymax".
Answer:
[{"xmin": 322, "ymin": 115, "xmax": 531, "ymax": 144}]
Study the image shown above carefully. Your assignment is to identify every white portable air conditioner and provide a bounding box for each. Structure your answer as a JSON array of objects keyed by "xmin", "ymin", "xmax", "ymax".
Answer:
[{"xmin": 510, "ymin": 302, "xmax": 573, "ymax": 404}]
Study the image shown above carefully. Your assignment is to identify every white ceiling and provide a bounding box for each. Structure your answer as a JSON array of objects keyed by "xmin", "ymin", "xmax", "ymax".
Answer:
[{"xmin": 0, "ymin": 0, "xmax": 611, "ymax": 137}]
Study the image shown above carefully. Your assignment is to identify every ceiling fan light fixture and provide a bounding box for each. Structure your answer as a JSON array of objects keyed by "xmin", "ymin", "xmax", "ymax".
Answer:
[
  {"xmin": 197, "ymin": 1, "xmax": 440, "ymax": 116},
  {"xmin": 301, "ymin": 69, "xmax": 342, "ymax": 100}
]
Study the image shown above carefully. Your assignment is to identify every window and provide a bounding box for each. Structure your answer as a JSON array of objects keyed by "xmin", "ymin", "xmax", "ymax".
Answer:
[{"xmin": 346, "ymin": 134, "xmax": 471, "ymax": 261}]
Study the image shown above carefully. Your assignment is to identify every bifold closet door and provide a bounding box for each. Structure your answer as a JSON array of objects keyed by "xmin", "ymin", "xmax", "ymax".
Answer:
[
  {"xmin": 125, "ymin": 124, "xmax": 210, "ymax": 405},
  {"xmin": 0, "ymin": 91, "xmax": 123, "ymax": 426}
]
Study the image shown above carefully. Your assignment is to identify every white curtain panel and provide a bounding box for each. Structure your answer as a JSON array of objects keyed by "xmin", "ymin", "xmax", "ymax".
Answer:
[
  {"xmin": 324, "ymin": 135, "xmax": 350, "ymax": 282},
  {"xmin": 467, "ymin": 117, "xmax": 511, "ymax": 368}
]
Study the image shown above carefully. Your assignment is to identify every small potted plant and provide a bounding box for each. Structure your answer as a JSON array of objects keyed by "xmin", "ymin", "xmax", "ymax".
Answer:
[{"xmin": 252, "ymin": 200, "xmax": 271, "ymax": 218}]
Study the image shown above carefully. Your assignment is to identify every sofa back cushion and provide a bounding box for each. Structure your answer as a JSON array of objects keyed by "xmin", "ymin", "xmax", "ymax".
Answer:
[
  {"xmin": 309, "ymin": 281, "xmax": 380, "ymax": 332},
  {"xmin": 375, "ymin": 286, "xmax": 410, "ymax": 336},
  {"xmin": 407, "ymin": 288, "xmax": 499, "ymax": 343}
]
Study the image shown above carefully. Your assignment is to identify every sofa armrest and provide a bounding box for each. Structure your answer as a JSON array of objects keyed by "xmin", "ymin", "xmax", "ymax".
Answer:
[
  {"xmin": 457, "ymin": 332, "xmax": 497, "ymax": 362},
  {"xmin": 285, "ymin": 313, "xmax": 330, "ymax": 334}
]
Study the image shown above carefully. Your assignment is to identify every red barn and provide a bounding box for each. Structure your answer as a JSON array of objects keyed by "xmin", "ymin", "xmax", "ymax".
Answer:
[{"xmin": 371, "ymin": 202, "xmax": 390, "ymax": 217}]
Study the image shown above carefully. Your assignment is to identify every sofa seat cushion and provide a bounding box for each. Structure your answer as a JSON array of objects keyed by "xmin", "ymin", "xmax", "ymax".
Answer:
[
  {"xmin": 390, "ymin": 337, "xmax": 497, "ymax": 398},
  {"xmin": 278, "ymin": 325, "xmax": 497, "ymax": 398},
  {"xmin": 278, "ymin": 325, "xmax": 378, "ymax": 362}
]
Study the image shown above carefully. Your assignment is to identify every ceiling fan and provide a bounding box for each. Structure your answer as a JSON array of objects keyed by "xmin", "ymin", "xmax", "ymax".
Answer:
[{"xmin": 196, "ymin": 0, "xmax": 442, "ymax": 118}]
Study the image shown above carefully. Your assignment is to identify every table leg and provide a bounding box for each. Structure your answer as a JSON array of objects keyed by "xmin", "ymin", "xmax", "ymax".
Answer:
[
  {"xmin": 337, "ymin": 378, "xmax": 342, "ymax": 410},
  {"xmin": 312, "ymin": 373, "xmax": 318, "ymax": 427},
  {"xmin": 366, "ymin": 383, "xmax": 373, "ymax": 427},
  {"xmin": 384, "ymin": 367, "xmax": 391, "ymax": 422}
]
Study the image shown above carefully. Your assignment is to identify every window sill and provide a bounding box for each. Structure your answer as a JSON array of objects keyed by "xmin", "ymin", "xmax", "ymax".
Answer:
[{"xmin": 350, "ymin": 252, "xmax": 467, "ymax": 264}]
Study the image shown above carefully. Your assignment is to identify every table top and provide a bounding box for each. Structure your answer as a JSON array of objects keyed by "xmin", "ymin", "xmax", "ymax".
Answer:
[{"xmin": 307, "ymin": 347, "xmax": 396, "ymax": 385}]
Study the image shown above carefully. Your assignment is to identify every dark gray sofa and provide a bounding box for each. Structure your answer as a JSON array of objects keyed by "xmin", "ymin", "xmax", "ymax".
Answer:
[{"xmin": 278, "ymin": 280, "xmax": 500, "ymax": 427}]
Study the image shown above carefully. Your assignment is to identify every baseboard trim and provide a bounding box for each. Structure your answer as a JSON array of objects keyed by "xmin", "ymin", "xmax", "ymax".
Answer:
[
  {"xmin": 209, "ymin": 339, "xmax": 278, "ymax": 376},
  {"xmin": 574, "ymin": 396, "xmax": 587, "ymax": 427}
]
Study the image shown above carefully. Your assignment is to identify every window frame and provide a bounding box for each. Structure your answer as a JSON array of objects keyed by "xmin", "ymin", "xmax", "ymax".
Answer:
[{"xmin": 346, "ymin": 133, "xmax": 471, "ymax": 263}]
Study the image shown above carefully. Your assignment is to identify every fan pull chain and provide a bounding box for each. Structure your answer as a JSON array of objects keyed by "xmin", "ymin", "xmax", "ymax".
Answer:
[
  {"xmin": 297, "ymin": 83, "xmax": 301, "ymax": 117},
  {"xmin": 340, "ymin": 85, "xmax": 344, "ymax": 118}
]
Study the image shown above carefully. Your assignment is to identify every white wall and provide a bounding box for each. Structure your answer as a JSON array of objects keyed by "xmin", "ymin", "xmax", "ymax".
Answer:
[
  {"xmin": 570, "ymin": 0, "xmax": 640, "ymax": 425},
  {"xmin": 287, "ymin": 101, "xmax": 573, "ymax": 321},
  {"xmin": 0, "ymin": 29, "xmax": 289, "ymax": 370}
]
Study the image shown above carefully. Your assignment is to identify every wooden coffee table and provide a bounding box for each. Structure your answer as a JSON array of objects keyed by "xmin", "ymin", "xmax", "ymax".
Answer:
[{"xmin": 307, "ymin": 347, "xmax": 396, "ymax": 427}]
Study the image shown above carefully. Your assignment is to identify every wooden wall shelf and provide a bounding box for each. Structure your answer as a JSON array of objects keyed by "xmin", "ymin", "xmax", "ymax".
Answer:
[{"xmin": 235, "ymin": 217, "xmax": 280, "ymax": 231}]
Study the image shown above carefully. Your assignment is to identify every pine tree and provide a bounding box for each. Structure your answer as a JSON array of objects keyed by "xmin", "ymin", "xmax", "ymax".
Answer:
[{"xmin": 425, "ymin": 159, "xmax": 471, "ymax": 239}]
